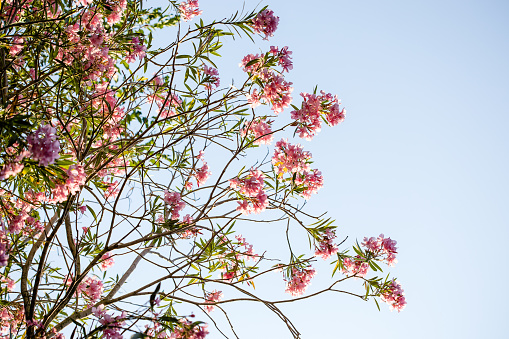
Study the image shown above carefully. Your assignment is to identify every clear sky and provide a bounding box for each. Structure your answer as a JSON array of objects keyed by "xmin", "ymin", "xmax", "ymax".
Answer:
[{"xmin": 152, "ymin": 1, "xmax": 509, "ymax": 337}]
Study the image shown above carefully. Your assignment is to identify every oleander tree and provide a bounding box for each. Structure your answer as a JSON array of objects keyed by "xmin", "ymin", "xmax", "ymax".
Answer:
[{"xmin": 0, "ymin": 1, "xmax": 406, "ymax": 339}]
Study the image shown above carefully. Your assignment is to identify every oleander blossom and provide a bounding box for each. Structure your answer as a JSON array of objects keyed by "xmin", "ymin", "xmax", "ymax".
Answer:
[
  {"xmin": 269, "ymin": 46, "xmax": 293, "ymax": 72},
  {"xmin": 271, "ymin": 139, "xmax": 325, "ymax": 198},
  {"xmin": 170, "ymin": 318, "xmax": 209, "ymax": 339},
  {"xmin": 361, "ymin": 234, "xmax": 398, "ymax": 266},
  {"xmin": 0, "ymin": 276, "xmax": 15, "ymax": 292},
  {"xmin": 381, "ymin": 279, "xmax": 406, "ymax": 312},
  {"xmin": 179, "ymin": 0, "xmax": 202, "ymax": 21},
  {"xmin": 93, "ymin": 306, "xmax": 127, "ymax": 339},
  {"xmin": 27, "ymin": 124, "xmax": 60, "ymax": 166},
  {"xmin": 240, "ymin": 117, "xmax": 274, "ymax": 145},
  {"xmin": 125, "ymin": 37, "xmax": 146, "ymax": 63},
  {"xmin": 164, "ymin": 190, "xmax": 186, "ymax": 220},
  {"xmin": 342, "ymin": 256, "xmax": 369, "ymax": 278},
  {"xmin": 0, "ymin": 230, "xmax": 9, "ymax": 267},
  {"xmin": 315, "ymin": 229, "xmax": 339, "ymax": 259},
  {"xmin": 194, "ymin": 152, "xmax": 211, "ymax": 187},
  {"xmin": 100, "ymin": 252, "xmax": 115, "ymax": 271},
  {"xmin": 78, "ymin": 276, "xmax": 104, "ymax": 302},
  {"xmin": 285, "ymin": 266, "xmax": 316, "ymax": 297},
  {"xmin": 240, "ymin": 53, "xmax": 293, "ymax": 113},
  {"xmin": 272, "ymin": 139, "xmax": 311, "ymax": 175},
  {"xmin": 229, "ymin": 169, "xmax": 268, "ymax": 215},
  {"xmin": 202, "ymin": 65, "xmax": 220, "ymax": 90},
  {"xmin": 9, "ymin": 36, "xmax": 24, "ymax": 55},
  {"xmin": 204, "ymin": 290, "xmax": 223, "ymax": 313},
  {"xmin": 291, "ymin": 91, "xmax": 345, "ymax": 140},
  {"xmin": 251, "ymin": 9, "xmax": 279, "ymax": 40}
]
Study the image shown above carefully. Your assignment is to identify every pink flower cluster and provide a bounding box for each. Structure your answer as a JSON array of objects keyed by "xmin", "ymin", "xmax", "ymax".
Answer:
[
  {"xmin": 202, "ymin": 65, "xmax": 220, "ymax": 90},
  {"xmin": 164, "ymin": 191, "xmax": 186, "ymax": 220},
  {"xmin": 91, "ymin": 83, "xmax": 128, "ymax": 143},
  {"xmin": 381, "ymin": 279, "xmax": 406, "ymax": 312},
  {"xmin": 179, "ymin": 0, "xmax": 203, "ymax": 21},
  {"xmin": 93, "ymin": 305, "xmax": 126, "ymax": 339},
  {"xmin": 57, "ymin": 7, "xmax": 123, "ymax": 81},
  {"xmin": 104, "ymin": 180, "xmax": 120, "ymax": 200},
  {"xmin": 229, "ymin": 169, "xmax": 268, "ymax": 215},
  {"xmin": 0, "ymin": 150, "xmax": 29, "ymax": 180},
  {"xmin": 105, "ymin": 0, "xmax": 127, "ymax": 24},
  {"xmin": 342, "ymin": 256, "xmax": 370, "ymax": 277},
  {"xmin": 125, "ymin": 37, "xmax": 147, "ymax": 63},
  {"xmin": 100, "ymin": 252, "xmax": 115, "ymax": 271},
  {"xmin": 0, "ymin": 306, "xmax": 23, "ymax": 338},
  {"xmin": 194, "ymin": 152, "xmax": 211, "ymax": 187},
  {"xmin": 269, "ymin": 46, "xmax": 293, "ymax": 73},
  {"xmin": 285, "ymin": 266, "xmax": 316, "ymax": 297},
  {"xmin": 271, "ymin": 139, "xmax": 324, "ymax": 199},
  {"xmin": 204, "ymin": 290, "xmax": 223, "ymax": 313},
  {"xmin": 235, "ymin": 234, "xmax": 257, "ymax": 261},
  {"xmin": 9, "ymin": 36, "xmax": 24, "ymax": 56},
  {"xmin": 0, "ymin": 231, "xmax": 9, "ymax": 267},
  {"xmin": 170, "ymin": 318, "xmax": 208, "ymax": 339},
  {"xmin": 271, "ymin": 139, "xmax": 311, "ymax": 175},
  {"xmin": 290, "ymin": 91, "xmax": 345, "ymax": 140},
  {"xmin": 218, "ymin": 235, "xmax": 257, "ymax": 281},
  {"xmin": 240, "ymin": 52, "xmax": 294, "ymax": 114},
  {"xmin": 27, "ymin": 124, "xmax": 60, "ymax": 166},
  {"xmin": 251, "ymin": 9, "xmax": 279, "ymax": 40},
  {"xmin": 78, "ymin": 275, "xmax": 104, "ymax": 303},
  {"xmin": 0, "ymin": 276, "xmax": 15, "ymax": 292},
  {"xmin": 361, "ymin": 234, "xmax": 398, "ymax": 266},
  {"xmin": 51, "ymin": 164, "xmax": 87, "ymax": 203},
  {"xmin": 240, "ymin": 117, "xmax": 274, "ymax": 145},
  {"xmin": 315, "ymin": 229, "xmax": 339, "ymax": 259},
  {"xmin": 295, "ymin": 169, "xmax": 324, "ymax": 200}
]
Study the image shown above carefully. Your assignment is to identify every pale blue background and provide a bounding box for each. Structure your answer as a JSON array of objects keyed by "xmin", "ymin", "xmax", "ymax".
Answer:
[{"xmin": 152, "ymin": 0, "xmax": 509, "ymax": 337}]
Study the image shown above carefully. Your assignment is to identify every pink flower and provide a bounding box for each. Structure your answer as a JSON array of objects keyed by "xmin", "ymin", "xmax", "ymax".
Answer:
[
  {"xmin": 182, "ymin": 214, "xmax": 194, "ymax": 224},
  {"xmin": 204, "ymin": 290, "xmax": 223, "ymax": 313},
  {"xmin": 246, "ymin": 88, "xmax": 261, "ymax": 108},
  {"xmin": 66, "ymin": 165, "xmax": 86, "ymax": 195},
  {"xmin": 164, "ymin": 190, "xmax": 186, "ymax": 220},
  {"xmin": 78, "ymin": 275, "xmax": 104, "ymax": 302},
  {"xmin": 285, "ymin": 266, "xmax": 316, "ymax": 297},
  {"xmin": 179, "ymin": 0, "xmax": 202, "ymax": 21},
  {"xmin": 381, "ymin": 279, "xmax": 406, "ymax": 312},
  {"xmin": 291, "ymin": 91, "xmax": 344, "ymax": 140},
  {"xmin": 269, "ymin": 46, "xmax": 293, "ymax": 72},
  {"xmin": 202, "ymin": 65, "xmax": 220, "ymax": 90},
  {"xmin": 9, "ymin": 36, "xmax": 24, "ymax": 55},
  {"xmin": 240, "ymin": 118, "xmax": 274, "ymax": 145},
  {"xmin": 1, "ymin": 276, "xmax": 15, "ymax": 292},
  {"xmin": 361, "ymin": 234, "xmax": 398, "ymax": 266},
  {"xmin": 315, "ymin": 229, "xmax": 339, "ymax": 259},
  {"xmin": 105, "ymin": 180, "xmax": 120, "ymax": 200},
  {"xmin": 100, "ymin": 252, "xmax": 115, "ymax": 271},
  {"xmin": 296, "ymin": 169, "xmax": 324, "ymax": 199},
  {"xmin": 0, "ymin": 162, "xmax": 24, "ymax": 180},
  {"xmin": 27, "ymin": 124, "xmax": 60, "ymax": 166},
  {"xmin": 230, "ymin": 169, "xmax": 269, "ymax": 215},
  {"xmin": 195, "ymin": 162, "xmax": 211, "ymax": 187},
  {"xmin": 342, "ymin": 256, "xmax": 369, "ymax": 277},
  {"xmin": 271, "ymin": 139, "xmax": 311, "ymax": 175},
  {"xmin": 125, "ymin": 37, "xmax": 146, "ymax": 63},
  {"xmin": 239, "ymin": 53, "xmax": 262, "ymax": 73},
  {"xmin": 251, "ymin": 9, "xmax": 279, "ymax": 40}
]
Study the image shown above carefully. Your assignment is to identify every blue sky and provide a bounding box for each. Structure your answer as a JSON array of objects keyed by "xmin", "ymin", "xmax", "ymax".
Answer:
[{"xmin": 150, "ymin": 1, "xmax": 509, "ymax": 337}]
